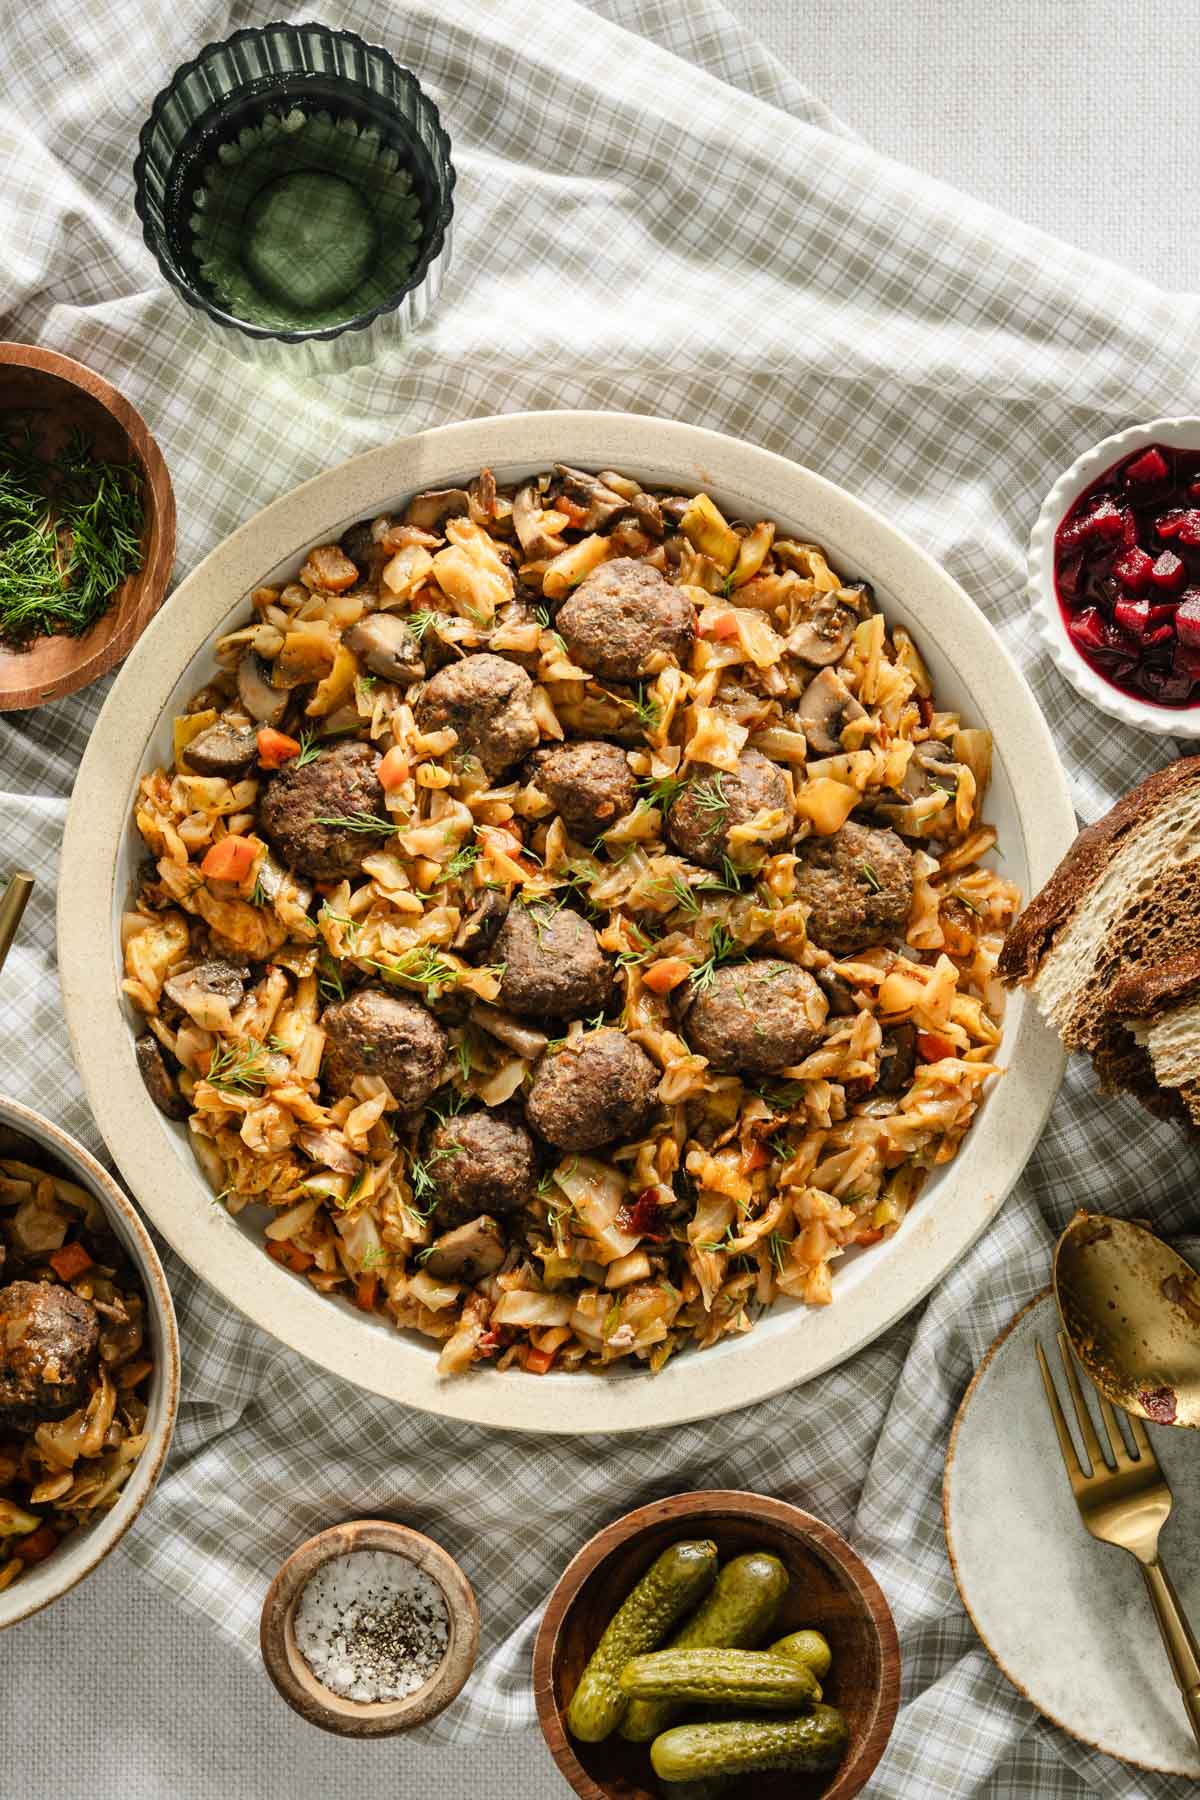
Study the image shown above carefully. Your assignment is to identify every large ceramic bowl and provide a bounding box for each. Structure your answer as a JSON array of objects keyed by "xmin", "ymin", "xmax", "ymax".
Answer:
[
  {"xmin": 58, "ymin": 412, "xmax": 1073, "ymax": 1434},
  {"xmin": 0, "ymin": 1095, "xmax": 179, "ymax": 1628}
]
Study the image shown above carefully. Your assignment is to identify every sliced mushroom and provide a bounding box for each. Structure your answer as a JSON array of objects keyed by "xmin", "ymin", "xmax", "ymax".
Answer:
[
  {"xmin": 787, "ymin": 596, "xmax": 859, "ymax": 668},
  {"xmin": 554, "ymin": 464, "xmax": 630, "ymax": 531},
  {"xmin": 797, "ymin": 668, "xmax": 866, "ymax": 753},
  {"xmin": 237, "ymin": 652, "xmax": 288, "ymax": 726},
  {"xmin": 297, "ymin": 1126, "xmax": 363, "ymax": 1177},
  {"xmin": 631, "ymin": 492, "xmax": 665, "ymax": 537},
  {"xmin": 184, "ymin": 721, "xmax": 259, "ymax": 778},
  {"xmin": 254, "ymin": 851, "xmax": 313, "ymax": 911},
  {"xmin": 814, "ymin": 966, "xmax": 858, "ymax": 1018},
  {"xmin": 658, "ymin": 496, "xmax": 691, "ymax": 525},
  {"xmin": 339, "ymin": 518, "xmax": 385, "ymax": 576},
  {"xmin": 343, "ymin": 613, "xmax": 425, "ymax": 685},
  {"xmin": 468, "ymin": 468, "xmax": 497, "ymax": 525},
  {"xmin": 163, "ymin": 960, "xmax": 249, "ymax": 1030},
  {"xmin": 134, "ymin": 1035, "xmax": 189, "ymax": 1121},
  {"xmin": 420, "ymin": 1214, "xmax": 507, "ymax": 1283},
  {"xmin": 403, "ymin": 487, "xmax": 471, "ymax": 533},
  {"xmin": 901, "ymin": 740, "xmax": 957, "ymax": 799},
  {"xmin": 469, "ymin": 1004, "xmax": 549, "ymax": 1061},
  {"xmin": 512, "ymin": 482, "xmax": 568, "ymax": 560},
  {"xmin": 452, "ymin": 891, "xmax": 509, "ymax": 963},
  {"xmin": 878, "ymin": 1023, "xmax": 918, "ymax": 1095}
]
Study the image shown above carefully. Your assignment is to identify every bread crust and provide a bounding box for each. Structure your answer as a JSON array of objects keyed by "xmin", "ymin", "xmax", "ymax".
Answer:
[
  {"xmin": 998, "ymin": 756, "xmax": 1200, "ymax": 985},
  {"xmin": 1104, "ymin": 949, "xmax": 1200, "ymax": 1021}
]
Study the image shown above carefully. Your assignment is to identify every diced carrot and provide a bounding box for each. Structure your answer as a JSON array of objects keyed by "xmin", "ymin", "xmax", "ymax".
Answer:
[
  {"xmin": 525, "ymin": 1348, "xmax": 556, "ymax": 1375},
  {"xmin": 642, "ymin": 957, "xmax": 692, "ymax": 996},
  {"xmin": 854, "ymin": 1227, "xmax": 884, "ymax": 1247},
  {"xmin": 556, "ymin": 496, "xmax": 589, "ymax": 528},
  {"xmin": 257, "ymin": 728, "xmax": 301, "ymax": 769},
  {"xmin": 301, "ymin": 544, "xmax": 359, "ymax": 593},
  {"xmin": 200, "ymin": 835, "xmax": 257, "ymax": 883},
  {"xmin": 354, "ymin": 1274, "xmax": 379, "ymax": 1312},
  {"xmin": 740, "ymin": 1141, "xmax": 770, "ymax": 1174},
  {"xmin": 14, "ymin": 1525, "xmax": 57, "ymax": 1566},
  {"xmin": 378, "ymin": 746, "xmax": 411, "ymax": 791},
  {"xmin": 703, "ymin": 609, "xmax": 740, "ymax": 641},
  {"xmin": 917, "ymin": 1032, "xmax": 955, "ymax": 1062},
  {"xmin": 266, "ymin": 1241, "xmax": 315, "ymax": 1274},
  {"xmin": 48, "ymin": 1243, "xmax": 93, "ymax": 1282}
]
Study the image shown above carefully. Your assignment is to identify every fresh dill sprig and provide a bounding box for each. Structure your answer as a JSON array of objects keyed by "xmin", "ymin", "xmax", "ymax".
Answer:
[
  {"xmin": 314, "ymin": 812, "xmax": 397, "ymax": 837},
  {"xmin": 406, "ymin": 609, "xmax": 437, "ymax": 641},
  {"xmin": 638, "ymin": 771, "xmax": 688, "ymax": 812},
  {"xmin": 687, "ymin": 922, "xmax": 740, "ymax": 995},
  {"xmin": 859, "ymin": 861, "xmax": 883, "ymax": 893},
  {"xmin": 205, "ymin": 1037, "xmax": 272, "ymax": 1093},
  {"xmin": 294, "ymin": 730, "xmax": 323, "ymax": 769},
  {"xmin": 435, "ymin": 841, "xmax": 481, "ymax": 884}
]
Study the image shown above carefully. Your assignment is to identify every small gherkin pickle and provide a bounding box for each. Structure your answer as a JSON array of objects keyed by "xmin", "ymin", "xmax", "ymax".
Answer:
[
  {"xmin": 621, "ymin": 1550, "xmax": 788, "ymax": 1743},
  {"xmin": 565, "ymin": 1540, "xmax": 718, "ymax": 1743},
  {"xmin": 650, "ymin": 1706, "xmax": 850, "ymax": 1783},
  {"xmin": 619, "ymin": 1648, "xmax": 820, "ymax": 1711},
  {"xmin": 770, "ymin": 1627, "xmax": 833, "ymax": 1682}
]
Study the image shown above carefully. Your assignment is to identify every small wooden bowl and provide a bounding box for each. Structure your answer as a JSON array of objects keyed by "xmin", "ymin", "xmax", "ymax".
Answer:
[
  {"xmin": 260, "ymin": 1519, "xmax": 479, "ymax": 1737},
  {"xmin": 534, "ymin": 1490, "xmax": 900, "ymax": 1800},
  {"xmin": 0, "ymin": 343, "xmax": 175, "ymax": 710}
]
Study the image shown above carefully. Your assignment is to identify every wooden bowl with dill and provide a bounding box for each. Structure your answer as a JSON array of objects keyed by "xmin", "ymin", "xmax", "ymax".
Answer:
[{"xmin": 0, "ymin": 343, "xmax": 175, "ymax": 711}]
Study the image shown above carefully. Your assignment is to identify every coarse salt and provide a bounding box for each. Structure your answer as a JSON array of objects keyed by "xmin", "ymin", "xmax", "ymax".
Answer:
[{"xmin": 293, "ymin": 1549, "xmax": 450, "ymax": 1703}]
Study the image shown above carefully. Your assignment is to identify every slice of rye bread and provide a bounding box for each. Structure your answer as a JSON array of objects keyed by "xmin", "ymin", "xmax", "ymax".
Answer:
[{"xmin": 998, "ymin": 756, "xmax": 1200, "ymax": 1126}]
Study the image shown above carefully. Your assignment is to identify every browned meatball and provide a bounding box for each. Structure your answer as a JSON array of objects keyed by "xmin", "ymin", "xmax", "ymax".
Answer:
[
  {"xmin": 793, "ymin": 821, "xmax": 914, "ymax": 954},
  {"xmin": 526, "ymin": 1030, "xmax": 659, "ymax": 1150},
  {"xmin": 493, "ymin": 902, "xmax": 613, "ymax": 1020},
  {"xmin": 260, "ymin": 741, "xmax": 387, "ymax": 881},
  {"xmin": 666, "ymin": 750, "xmax": 792, "ymax": 871},
  {"xmin": 0, "ymin": 1280, "xmax": 99, "ymax": 1428},
  {"xmin": 426, "ymin": 1108, "xmax": 537, "ymax": 1229},
  {"xmin": 683, "ymin": 959, "xmax": 828, "ymax": 1075},
  {"xmin": 528, "ymin": 740, "xmax": 636, "ymax": 841},
  {"xmin": 321, "ymin": 989, "xmax": 447, "ymax": 1109},
  {"xmin": 414, "ymin": 653, "xmax": 539, "ymax": 779},
  {"xmin": 556, "ymin": 558, "xmax": 695, "ymax": 681}
]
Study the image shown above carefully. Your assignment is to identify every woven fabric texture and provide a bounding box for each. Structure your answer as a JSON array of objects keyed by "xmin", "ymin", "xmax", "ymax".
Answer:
[{"xmin": 2, "ymin": 1, "xmax": 1199, "ymax": 1793}]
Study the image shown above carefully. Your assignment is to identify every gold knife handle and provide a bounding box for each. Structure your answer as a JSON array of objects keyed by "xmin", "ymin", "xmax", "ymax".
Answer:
[
  {"xmin": 1141, "ymin": 1556, "xmax": 1200, "ymax": 1752},
  {"xmin": 0, "ymin": 872, "xmax": 33, "ymax": 975}
]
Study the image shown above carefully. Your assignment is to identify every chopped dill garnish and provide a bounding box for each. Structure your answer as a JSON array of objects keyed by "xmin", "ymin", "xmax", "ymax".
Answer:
[
  {"xmin": 435, "ymin": 842, "xmax": 481, "ymax": 884},
  {"xmin": 407, "ymin": 1142, "xmax": 462, "ymax": 1213},
  {"xmin": 294, "ymin": 730, "xmax": 323, "ymax": 768},
  {"xmin": 316, "ymin": 955, "xmax": 345, "ymax": 1003},
  {"xmin": 205, "ymin": 1037, "xmax": 272, "ymax": 1093},
  {"xmin": 406, "ymin": 609, "xmax": 437, "ymax": 641},
  {"xmin": 249, "ymin": 870, "xmax": 269, "ymax": 909},
  {"xmin": 720, "ymin": 572, "xmax": 737, "ymax": 597},
  {"xmin": 314, "ymin": 813, "xmax": 397, "ymax": 837},
  {"xmin": 690, "ymin": 773, "xmax": 728, "ymax": 829},
  {"xmin": 687, "ymin": 923, "xmax": 740, "ymax": 995},
  {"xmin": 860, "ymin": 861, "xmax": 883, "ymax": 893},
  {"xmin": 767, "ymin": 1231, "xmax": 789, "ymax": 1274},
  {"xmin": 638, "ymin": 771, "xmax": 687, "ymax": 812},
  {"xmin": 0, "ymin": 425, "xmax": 144, "ymax": 646}
]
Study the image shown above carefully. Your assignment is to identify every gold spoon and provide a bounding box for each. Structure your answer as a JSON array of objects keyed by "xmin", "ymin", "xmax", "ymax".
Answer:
[
  {"xmin": 0, "ymin": 871, "xmax": 33, "ymax": 975},
  {"xmin": 1054, "ymin": 1210, "xmax": 1200, "ymax": 1429}
]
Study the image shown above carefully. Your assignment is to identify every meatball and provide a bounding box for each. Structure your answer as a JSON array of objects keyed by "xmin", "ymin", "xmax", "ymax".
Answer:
[
  {"xmin": 260, "ymin": 741, "xmax": 387, "ymax": 882},
  {"xmin": 666, "ymin": 749, "xmax": 792, "ymax": 871},
  {"xmin": 793, "ymin": 821, "xmax": 914, "ymax": 954},
  {"xmin": 321, "ymin": 989, "xmax": 447, "ymax": 1110},
  {"xmin": 526, "ymin": 1030, "xmax": 659, "ymax": 1151},
  {"xmin": 414, "ymin": 652, "xmax": 539, "ymax": 779},
  {"xmin": 426, "ymin": 1108, "xmax": 537, "ymax": 1230},
  {"xmin": 556, "ymin": 558, "xmax": 695, "ymax": 681},
  {"xmin": 0, "ymin": 1280, "xmax": 99, "ymax": 1428},
  {"xmin": 683, "ymin": 959, "xmax": 828, "ymax": 1075},
  {"xmin": 493, "ymin": 902, "xmax": 613, "ymax": 1020},
  {"xmin": 528, "ymin": 740, "xmax": 636, "ymax": 841}
]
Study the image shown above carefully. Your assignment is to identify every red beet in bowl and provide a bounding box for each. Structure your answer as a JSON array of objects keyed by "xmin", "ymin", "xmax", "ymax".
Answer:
[{"xmin": 1030, "ymin": 420, "xmax": 1200, "ymax": 737}]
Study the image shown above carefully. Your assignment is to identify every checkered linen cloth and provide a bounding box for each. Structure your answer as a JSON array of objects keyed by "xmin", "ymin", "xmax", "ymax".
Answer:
[{"xmin": 3, "ymin": 0, "xmax": 1200, "ymax": 1789}]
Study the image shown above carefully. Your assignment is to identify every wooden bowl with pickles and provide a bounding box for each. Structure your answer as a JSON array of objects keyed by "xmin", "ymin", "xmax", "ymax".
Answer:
[{"xmin": 533, "ymin": 1490, "xmax": 901, "ymax": 1800}]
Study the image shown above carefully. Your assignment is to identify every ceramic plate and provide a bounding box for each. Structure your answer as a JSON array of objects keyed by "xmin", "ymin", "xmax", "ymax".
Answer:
[
  {"xmin": 59, "ymin": 411, "xmax": 1073, "ymax": 1433},
  {"xmin": 944, "ymin": 1290, "xmax": 1200, "ymax": 1776}
]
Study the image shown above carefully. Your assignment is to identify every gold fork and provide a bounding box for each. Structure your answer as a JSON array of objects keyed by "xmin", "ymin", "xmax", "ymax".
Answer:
[{"xmin": 1038, "ymin": 1330, "xmax": 1200, "ymax": 1753}]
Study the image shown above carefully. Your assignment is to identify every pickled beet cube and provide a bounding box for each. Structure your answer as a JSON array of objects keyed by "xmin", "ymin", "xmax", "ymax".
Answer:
[
  {"xmin": 1113, "ymin": 547, "xmax": 1155, "ymax": 592},
  {"xmin": 1157, "ymin": 510, "xmax": 1186, "ymax": 537},
  {"xmin": 1150, "ymin": 550, "xmax": 1187, "ymax": 591},
  {"xmin": 1176, "ymin": 593, "xmax": 1200, "ymax": 649},
  {"xmin": 1113, "ymin": 598, "xmax": 1151, "ymax": 636},
  {"xmin": 1067, "ymin": 607, "xmax": 1110, "ymax": 654},
  {"xmin": 1058, "ymin": 497, "xmax": 1127, "ymax": 548},
  {"xmin": 1176, "ymin": 511, "xmax": 1200, "ymax": 547},
  {"xmin": 1124, "ymin": 446, "xmax": 1169, "ymax": 484},
  {"xmin": 1143, "ymin": 624, "xmax": 1177, "ymax": 650}
]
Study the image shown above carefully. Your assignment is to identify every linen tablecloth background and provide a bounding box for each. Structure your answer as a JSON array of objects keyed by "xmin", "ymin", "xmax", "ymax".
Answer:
[{"xmin": 3, "ymin": 0, "xmax": 1200, "ymax": 1791}]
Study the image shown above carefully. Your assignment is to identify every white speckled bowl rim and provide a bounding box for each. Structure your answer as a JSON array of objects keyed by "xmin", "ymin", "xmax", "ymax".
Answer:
[
  {"xmin": 1029, "ymin": 416, "xmax": 1200, "ymax": 739},
  {"xmin": 944, "ymin": 1289, "xmax": 1200, "ymax": 1776},
  {"xmin": 0, "ymin": 1094, "xmax": 180, "ymax": 1628},
  {"xmin": 58, "ymin": 411, "xmax": 1073, "ymax": 1435}
]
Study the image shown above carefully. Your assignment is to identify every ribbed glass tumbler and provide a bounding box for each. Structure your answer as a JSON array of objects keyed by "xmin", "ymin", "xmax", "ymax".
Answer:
[{"xmin": 133, "ymin": 22, "xmax": 455, "ymax": 373}]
